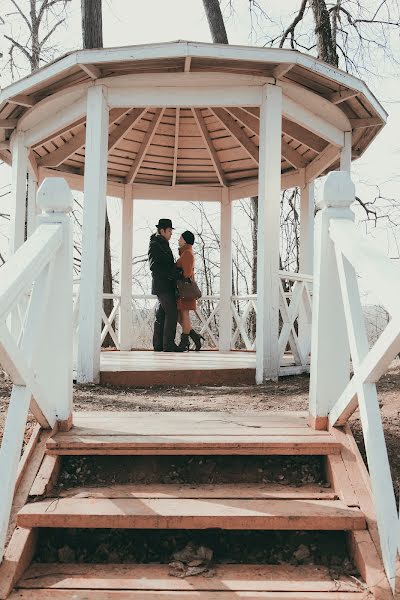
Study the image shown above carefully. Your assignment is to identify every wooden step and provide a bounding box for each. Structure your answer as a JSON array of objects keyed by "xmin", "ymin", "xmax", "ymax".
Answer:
[
  {"xmin": 8, "ymin": 591, "xmax": 368, "ymax": 599},
  {"xmin": 53, "ymin": 482, "xmax": 338, "ymax": 500},
  {"xmin": 16, "ymin": 563, "xmax": 365, "ymax": 594},
  {"xmin": 46, "ymin": 412, "xmax": 341, "ymax": 455},
  {"xmin": 17, "ymin": 496, "xmax": 365, "ymax": 530}
]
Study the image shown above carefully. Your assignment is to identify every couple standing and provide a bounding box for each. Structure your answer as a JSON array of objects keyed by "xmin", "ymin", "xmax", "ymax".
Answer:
[{"xmin": 148, "ymin": 218, "xmax": 204, "ymax": 353}]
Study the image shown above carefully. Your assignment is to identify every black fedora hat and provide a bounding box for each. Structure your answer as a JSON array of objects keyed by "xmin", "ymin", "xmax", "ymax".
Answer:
[{"xmin": 156, "ymin": 218, "xmax": 174, "ymax": 230}]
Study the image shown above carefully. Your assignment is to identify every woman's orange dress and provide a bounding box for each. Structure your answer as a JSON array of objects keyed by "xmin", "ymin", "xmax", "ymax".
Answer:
[{"xmin": 176, "ymin": 244, "xmax": 197, "ymax": 311}]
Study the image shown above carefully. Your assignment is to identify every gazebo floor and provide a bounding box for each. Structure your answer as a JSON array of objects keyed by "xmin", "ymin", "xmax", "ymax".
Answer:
[{"xmin": 97, "ymin": 350, "xmax": 308, "ymax": 387}]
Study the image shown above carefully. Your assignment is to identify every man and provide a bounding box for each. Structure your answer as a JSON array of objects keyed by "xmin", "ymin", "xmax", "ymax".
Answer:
[{"xmin": 148, "ymin": 219, "xmax": 182, "ymax": 352}]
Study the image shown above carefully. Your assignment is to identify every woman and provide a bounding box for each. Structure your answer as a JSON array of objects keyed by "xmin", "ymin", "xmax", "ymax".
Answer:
[{"xmin": 176, "ymin": 230, "xmax": 204, "ymax": 351}]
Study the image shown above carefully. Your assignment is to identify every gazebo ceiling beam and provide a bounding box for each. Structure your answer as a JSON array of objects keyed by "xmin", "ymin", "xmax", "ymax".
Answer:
[
  {"xmin": 172, "ymin": 107, "xmax": 180, "ymax": 186},
  {"xmin": 37, "ymin": 108, "xmax": 127, "ymax": 168},
  {"xmin": 225, "ymin": 106, "xmax": 308, "ymax": 169},
  {"xmin": 241, "ymin": 107, "xmax": 327, "ymax": 154},
  {"xmin": 329, "ymin": 89, "xmax": 359, "ymax": 104},
  {"xmin": 126, "ymin": 107, "xmax": 165, "ymax": 184},
  {"xmin": 350, "ymin": 117, "xmax": 382, "ymax": 129},
  {"xmin": 273, "ymin": 63, "xmax": 295, "ymax": 80},
  {"xmin": 79, "ymin": 63, "xmax": 101, "ymax": 79},
  {"xmin": 192, "ymin": 108, "xmax": 227, "ymax": 187},
  {"xmin": 108, "ymin": 107, "xmax": 148, "ymax": 153},
  {"xmin": 210, "ymin": 107, "xmax": 259, "ymax": 164},
  {"xmin": 282, "ymin": 96, "xmax": 344, "ymax": 147},
  {"xmin": 305, "ymin": 144, "xmax": 340, "ymax": 181},
  {"xmin": 0, "ymin": 119, "xmax": 17, "ymax": 129},
  {"xmin": 9, "ymin": 95, "xmax": 35, "ymax": 107}
]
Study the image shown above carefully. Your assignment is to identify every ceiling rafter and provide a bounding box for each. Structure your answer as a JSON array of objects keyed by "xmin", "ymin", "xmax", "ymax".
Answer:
[
  {"xmin": 9, "ymin": 94, "xmax": 35, "ymax": 107},
  {"xmin": 350, "ymin": 117, "xmax": 381, "ymax": 129},
  {"xmin": 172, "ymin": 107, "xmax": 180, "ymax": 186},
  {"xmin": 0, "ymin": 119, "xmax": 17, "ymax": 129},
  {"xmin": 210, "ymin": 107, "xmax": 259, "ymax": 164},
  {"xmin": 329, "ymin": 89, "xmax": 359, "ymax": 104},
  {"xmin": 225, "ymin": 106, "xmax": 308, "ymax": 169},
  {"xmin": 126, "ymin": 107, "xmax": 165, "ymax": 184},
  {"xmin": 78, "ymin": 63, "xmax": 101, "ymax": 79},
  {"xmin": 37, "ymin": 108, "xmax": 127, "ymax": 168},
  {"xmin": 108, "ymin": 107, "xmax": 148, "ymax": 153},
  {"xmin": 192, "ymin": 107, "xmax": 227, "ymax": 187},
  {"xmin": 273, "ymin": 63, "xmax": 295, "ymax": 80}
]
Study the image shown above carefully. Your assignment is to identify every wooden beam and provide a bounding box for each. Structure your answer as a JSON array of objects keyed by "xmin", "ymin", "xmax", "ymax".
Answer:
[
  {"xmin": 225, "ymin": 107, "xmax": 259, "ymax": 136},
  {"xmin": 282, "ymin": 119, "xmax": 326, "ymax": 153},
  {"xmin": 184, "ymin": 57, "xmax": 191, "ymax": 72},
  {"xmin": 0, "ymin": 119, "xmax": 17, "ymax": 129},
  {"xmin": 108, "ymin": 107, "xmax": 148, "ymax": 153},
  {"xmin": 172, "ymin": 107, "xmax": 180, "ymax": 186},
  {"xmin": 283, "ymin": 96, "xmax": 344, "ymax": 147},
  {"xmin": 350, "ymin": 117, "xmax": 382, "ymax": 129},
  {"xmin": 192, "ymin": 108, "xmax": 227, "ymax": 187},
  {"xmin": 0, "ymin": 141, "xmax": 10, "ymax": 150},
  {"xmin": 273, "ymin": 63, "xmax": 294, "ymax": 79},
  {"xmin": 38, "ymin": 108, "xmax": 126, "ymax": 168},
  {"xmin": 210, "ymin": 107, "xmax": 259, "ymax": 164},
  {"xmin": 329, "ymin": 89, "xmax": 359, "ymax": 104},
  {"xmin": 281, "ymin": 141, "xmax": 308, "ymax": 169},
  {"xmin": 305, "ymin": 144, "xmax": 340, "ymax": 182},
  {"xmin": 126, "ymin": 108, "xmax": 164, "ymax": 184},
  {"xmin": 79, "ymin": 63, "xmax": 101, "ymax": 79},
  {"xmin": 8, "ymin": 95, "xmax": 35, "ymax": 107}
]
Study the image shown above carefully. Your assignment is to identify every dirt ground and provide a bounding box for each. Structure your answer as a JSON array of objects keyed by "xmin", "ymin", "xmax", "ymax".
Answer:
[{"xmin": 1, "ymin": 361, "xmax": 400, "ymax": 496}]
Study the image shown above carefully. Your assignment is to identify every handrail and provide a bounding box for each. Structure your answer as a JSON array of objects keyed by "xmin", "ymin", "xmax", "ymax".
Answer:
[
  {"xmin": 310, "ymin": 171, "xmax": 398, "ymax": 592},
  {"xmin": 0, "ymin": 177, "xmax": 73, "ymax": 563}
]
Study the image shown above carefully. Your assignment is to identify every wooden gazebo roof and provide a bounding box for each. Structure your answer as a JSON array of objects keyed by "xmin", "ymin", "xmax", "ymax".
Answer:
[{"xmin": 0, "ymin": 41, "xmax": 386, "ymax": 188}]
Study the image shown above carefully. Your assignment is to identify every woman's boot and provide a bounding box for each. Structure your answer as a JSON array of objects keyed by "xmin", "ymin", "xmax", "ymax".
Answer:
[
  {"xmin": 178, "ymin": 332, "xmax": 190, "ymax": 352},
  {"xmin": 189, "ymin": 329, "xmax": 205, "ymax": 351}
]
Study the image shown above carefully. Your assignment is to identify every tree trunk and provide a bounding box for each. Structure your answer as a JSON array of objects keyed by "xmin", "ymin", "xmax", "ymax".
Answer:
[
  {"xmin": 310, "ymin": 0, "xmax": 339, "ymax": 66},
  {"xmin": 81, "ymin": 0, "xmax": 114, "ymax": 347},
  {"xmin": 202, "ymin": 0, "xmax": 229, "ymax": 44},
  {"xmin": 250, "ymin": 196, "xmax": 258, "ymax": 295},
  {"xmin": 81, "ymin": 0, "xmax": 103, "ymax": 49}
]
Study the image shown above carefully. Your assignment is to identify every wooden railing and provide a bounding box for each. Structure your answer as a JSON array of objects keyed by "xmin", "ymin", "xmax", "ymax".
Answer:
[
  {"xmin": 309, "ymin": 171, "xmax": 398, "ymax": 592},
  {"xmin": 72, "ymin": 270, "xmax": 312, "ymax": 373},
  {"xmin": 0, "ymin": 178, "xmax": 73, "ymax": 562}
]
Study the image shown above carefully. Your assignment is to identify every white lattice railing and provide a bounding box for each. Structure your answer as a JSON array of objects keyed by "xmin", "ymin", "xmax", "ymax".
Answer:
[
  {"xmin": 0, "ymin": 178, "xmax": 73, "ymax": 561},
  {"xmin": 310, "ymin": 171, "xmax": 399, "ymax": 592},
  {"xmin": 72, "ymin": 271, "xmax": 312, "ymax": 370}
]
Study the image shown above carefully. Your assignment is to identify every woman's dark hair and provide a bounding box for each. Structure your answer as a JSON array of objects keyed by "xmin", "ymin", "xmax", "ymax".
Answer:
[{"xmin": 182, "ymin": 230, "xmax": 195, "ymax": 245}]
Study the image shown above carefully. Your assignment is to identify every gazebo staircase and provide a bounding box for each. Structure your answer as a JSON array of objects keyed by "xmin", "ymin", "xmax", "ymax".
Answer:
[{"xmin": 0, "ymin": 410, "xmax": 393, "ymax": 600}]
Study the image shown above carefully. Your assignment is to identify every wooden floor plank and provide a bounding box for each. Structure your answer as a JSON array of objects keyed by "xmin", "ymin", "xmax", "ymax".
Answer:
[
  {"xmin": 17, "ymin": 497, "xmax": 365, "ymax": 530},
  {"xmin": 8, "ymin": 589, "xmax": 368, "ymax": 599},
  {"xmin": 54, "ymin": 482, "xmax": 338, "ymax": 500},
  {"xmin": 18, "ymin": 563, "xmax": 364, "ymax": 593}
]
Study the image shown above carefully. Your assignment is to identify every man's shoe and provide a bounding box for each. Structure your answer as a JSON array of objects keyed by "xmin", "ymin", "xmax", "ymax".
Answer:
[{"xmin": 163, "ymin": 343, "xmax": 184, "ymax": 352}]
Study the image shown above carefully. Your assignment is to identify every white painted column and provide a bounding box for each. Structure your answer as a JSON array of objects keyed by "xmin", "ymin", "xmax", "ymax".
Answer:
[
  {"xmin": 340, "ymin": 131, "xmax": 352, "ymax": 172},
  {"xmin": 27, "ymin": 169, "xmax": 38, "ymax": 238},
  {"xmin": 298, "ymin": 180, "xmax": 314, "ymax": 359},
  {"xmin": 309, "ymin": 171, "xmax": 352, "ymax": 428},
  {"xmin": 119, "ymin": 185, "xmax": 134, "ymax": 351},
  {"xmin": 256, "ymin": 84, "xmax": 282, "ymax": 383},
  {"xmin": 219, "ymin": 188, "xmax": 232, "ymax": 352},
  {"xmin": 10, "ymin": 131, "xmax": 28, "ymax": 253},
  {"xmin": 77, "ymin": 86, "xmax": 109, "ymax": 383}
]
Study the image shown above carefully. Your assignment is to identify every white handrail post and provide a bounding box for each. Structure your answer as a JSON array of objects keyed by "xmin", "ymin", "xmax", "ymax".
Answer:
[
  {"xmin": 298, "ymin": 180, "xmax": 314, "ymax": 359},
  {"xmin": 256, "ymin": 83, "xmax": 282, "ymax": 383},
  {"xmin": 219, "ymin": 188, "xmax": 232, "ymax": 352},
  {"xmin": 119, "ymin": 185, "xmax": 134, "ymax": 351},
  {"xmin": 309, "ymin": 171, "xmax": 354, "ymax": 429},
  {"xmin": 77, "ymin": 85, "xmax": 109, "ymax": 383},
  {"xmin": 36, "ymin": 177, "xmax": 74, "ymax": 430}
]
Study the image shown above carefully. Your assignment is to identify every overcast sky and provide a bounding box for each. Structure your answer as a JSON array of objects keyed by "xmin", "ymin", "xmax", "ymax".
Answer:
[{"xmin": 0, "ymin": 0, "xmax": 399, "ymax": 295}]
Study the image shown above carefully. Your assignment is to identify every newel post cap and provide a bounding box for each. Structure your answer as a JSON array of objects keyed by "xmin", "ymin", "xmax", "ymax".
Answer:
[
  {"xmin": 318, "ymin": 171, "xmax": 355, "ymax": 210},
  {"xmin": 37, "ymin": 177, "xmax": 73, "ymax": 213}
]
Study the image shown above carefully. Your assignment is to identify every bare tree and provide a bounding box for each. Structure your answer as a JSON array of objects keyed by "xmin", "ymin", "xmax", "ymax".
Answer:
[
  {"xmin": 3, "ymin": 0, "xmax": 71, "ymax": 77},
  {"xmin": 202, "ymin": 0, "xmax": 229, "ymax": 43},
  {"xmin": 80, "ymin": 0, "xmax": 114, "ymax": 346}
]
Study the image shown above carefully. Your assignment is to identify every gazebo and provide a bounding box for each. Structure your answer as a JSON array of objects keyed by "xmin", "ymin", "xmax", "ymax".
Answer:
[{"xmin": 0, "ymin": 40, "xmax": 386, "ymax": 384}]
